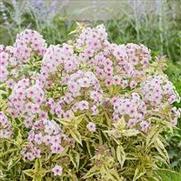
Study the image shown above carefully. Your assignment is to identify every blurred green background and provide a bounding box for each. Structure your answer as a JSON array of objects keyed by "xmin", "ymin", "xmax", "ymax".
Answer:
[{"xmin": 0, "ymin": 0, "xmax": 181, "ymax": 179}]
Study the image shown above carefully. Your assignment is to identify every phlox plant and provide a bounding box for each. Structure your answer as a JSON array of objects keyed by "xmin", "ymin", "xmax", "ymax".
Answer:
[{"xmin": 0, "ymin": 24, "xmax": 180, "ymax": 181}]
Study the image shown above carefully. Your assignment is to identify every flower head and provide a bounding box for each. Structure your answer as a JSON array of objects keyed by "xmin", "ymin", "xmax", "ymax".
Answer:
[
  {"xmin": 52, "ymin": 165, "xmax": 63, "ymax": 176},
  {"xmin": 87, "ymin": 122, "xmax": 96, "ymax": 132}
]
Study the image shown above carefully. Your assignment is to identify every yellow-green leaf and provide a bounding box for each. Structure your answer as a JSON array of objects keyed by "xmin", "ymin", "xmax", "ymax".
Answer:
[
  {"xmin": 83, "ymin": 166, "xmax": 99, "ymax": 179},
  {"xmin": 114, "ymin": 116, "xmax": 126, "ymax": 130},
  {"xmin": 116, "ymin": 145, "xmax": 126, "ymax": 168},
  {"xmin": 69, "ymin": 150, "xmax": 80, "ymax": 169},
  {"xmin": 23, "ymin": 169, "xmax": 34, "ymax": 178},
  {"xmin": 122, "ymin": 129, "xmax": 140, "ymax": 137},
  {"xmin": 154, "ymin": 138, "xmax": 169, "ymax": 161},
  {"xmin": 133, "ymin": 167, "xmax": 146, "ymax": 181},
  {"xmin": 69, "ymin": 129, "xmax": 82, "ymax": 145}
]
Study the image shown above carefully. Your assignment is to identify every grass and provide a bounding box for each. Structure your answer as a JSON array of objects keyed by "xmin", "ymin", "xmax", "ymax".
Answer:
[{"xmin": 158, "ymin": 170, "xmax": 181, "ymax": 181}]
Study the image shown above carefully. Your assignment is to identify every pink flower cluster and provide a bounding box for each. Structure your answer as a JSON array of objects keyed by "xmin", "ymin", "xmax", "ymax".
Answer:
[
  {"xmin": 76, "ymin": 24, "xmax": 108, "ymax": 60},
  {"xmin": 22, "ymin": 119, "xmax": 64, "ymax": 160},
  {"xmin": 21, "ymin": 143, "xmax": 41, "ymax": 161},
  {"xmin": 111, "ymin": 93, "xmax": 148, "ymax": 131},
  {"xmin": 0, "ymin": 25, "xmax": 180, "ymax": 170},
  {"xmin": 0, "ymin": 112, "xmax": 12, "ymax": 138},
  {"xmin": 46, "ymin": 70, "xmax": 103, "ymax": 119},
  {"xmin": 8, "ymin": 79, "xmax": 45, "ymax": 128},
  {"xmin": 75, "ymin": 25, "xmax": 151, "ymax": 89},
  {"xmin": 0, "ymin": 45, "xmax": 11, "ymax": 82},
  {"xmin": 38, "ymin": 44, "xmax": 79, "ymax": 87},
  {"xmin": 0, "ymin": 29, "xmax": 47, "ymax": 85},
  {"xmin": 64, "ymin": 70, "xmax": 103, "ymax": 108},
  {"xmin": 141, "ymin": 75, "xmax": 180, "ymax": 106},
  {"xmin": 14, "ymin": 29, "xmax": 47, "ymax": 63}
]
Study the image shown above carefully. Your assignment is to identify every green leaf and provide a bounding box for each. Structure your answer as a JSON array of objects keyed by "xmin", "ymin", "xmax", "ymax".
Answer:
[
  {"xmin": 116, "ymin": 145, "xmax": 126, "ymax": 168},
  {"xmin": 107, "ymin": 169, "xmax": 122, "ymax": 181},
  {"xmin": 114, "ymin": 116, "xmax": 126, "ymax": 130},
  {"xmin": 154, "ymin": 138, "xmax": 169, "ymax": 161},
  {"xmin": 83, "ymin": 166, "xmax": 99, "ymax": 179},
  {"xmin": 104, "ymin": 111, "xmax": 111, "ymax": 127},
  {"xmin": 23, "ymin": 169, "xmax": 34, "ymax": 178},
  {"xmin": 33, "ymin": 177, "xmax": 42, "ymax": 181},
  {"xmin": 34, "ymin": 159, "xmax": 42, "ymax": 172},
  {"xmin": 7, "ymin": 156, "xmax": 21, "ymax": 170},
  {"xmin": 133, "ymin": 167, "xmax": 146, "ymax": 181},
  {"xmin": 24, "ymin": 159, "xmax": 47, "ymax": 180},
  {"xmin": 0, "ymin": 148, "xmax": 18, "ymax": 158},
  {"xmin": 122, "ymin": 129, "xmax": 140, "ymax": 137},
  {"xmin": 146, "ymin": 126, "xmax": 160, "ymax": 148},
  {"xmin": 15, "ymin": 128, "xmax": 23, "ymax": 146},
  {"xmin": 71, "ymin": 174, "xmax": 79, "ymax": 181},
  {"xmin": 86, "ymin": 141, "xmax": 92, "ymax": 157},
  {"xmin": 59, "ymin": 115, "xmax": 83, "ymax": 127},
  {"xmin": 69, "ymin": 129, "xmax": 82, "ymax": 145},
  {"xmin": 73, "ymin": 115, "xmax": 84, "ymax": 125},
  {"xmin": 69, "ymin": 150, "xmax": 80, "ymax": 170},
  {"xmin": 52, "ymin": 146, "xmax": 68, "ymax": 161},
  {"xmin": 59, "ymin": 120, "xmax": 72, "ymax": 126}
]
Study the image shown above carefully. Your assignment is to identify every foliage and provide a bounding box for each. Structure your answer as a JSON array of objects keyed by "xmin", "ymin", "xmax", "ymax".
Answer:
[
  {"xmin": 0, "ymin": 0, "xmax": 76, "ymax": 45},
  {"xmin": 0, "ymin": 23, "xmax": 180, "ymax": 180},
  {"xmin": 106, "ymin": 17, "xmax": 181, "ymax": 63},
  {"xmin": 158, "ymin": 169, "xmax": 181, "ymax": 181}
]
